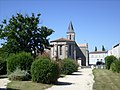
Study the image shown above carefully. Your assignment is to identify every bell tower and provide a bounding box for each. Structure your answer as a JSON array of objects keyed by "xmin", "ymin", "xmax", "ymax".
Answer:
[{"xmin": 66, "ymin": 21, "xmax": 75, "ymax": 41}]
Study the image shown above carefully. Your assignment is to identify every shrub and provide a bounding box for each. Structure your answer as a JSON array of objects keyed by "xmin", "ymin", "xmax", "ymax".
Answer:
[
  {"xmin": 8, "ymin": 68, "xmax": 30, "ymax": 81},
  {"xmin": 116, "ymin": 59, "xmax": 120, "ymax": 73},
  {"xmin": 0, "ymin": 57, "xmax": 7, "ymax": 75},
  {"xmin": 7, "ymin": 52, "xmax": 34, "ymax": 74},
  {"xmin": 110, "ymin": 62, "xmax": 117, "ymax": 72},
  {"xmin": 61, "ymin": 58, "xmax": 78, "ymax": 75},
  {"xmin": 110, "ymin": 58, "xmax": 120, "ymax": 73},
  {"xmin": 31, "ymin": 58, "xmax": 60, "ymax": 84},
  {"xmin": 105, "ymin": 55, "xmax": 117, "ymax": 70}
]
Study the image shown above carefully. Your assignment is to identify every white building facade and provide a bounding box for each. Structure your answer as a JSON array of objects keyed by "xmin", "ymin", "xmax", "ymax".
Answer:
[
  {"xmin": 108, "ymin": 43, "xmax": 120, "ymax": 58},
  {"xmin": 89, "ymin": 51, "xmax": 108, "ymax": 65}
]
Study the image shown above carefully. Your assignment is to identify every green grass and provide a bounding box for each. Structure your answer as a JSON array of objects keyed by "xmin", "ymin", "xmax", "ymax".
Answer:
[
  {"xmin": 93, "ymin": 69, "xmax": 120, "ymax": 90},
  {"xmin": 7, "ymin": 81, "xmax": 52, "ymax": 90}
]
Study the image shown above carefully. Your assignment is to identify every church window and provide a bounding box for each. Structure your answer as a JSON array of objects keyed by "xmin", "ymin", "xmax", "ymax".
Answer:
[{"xmin": 60, "ymin": 45, "xmax": 62, "ymax": 55}]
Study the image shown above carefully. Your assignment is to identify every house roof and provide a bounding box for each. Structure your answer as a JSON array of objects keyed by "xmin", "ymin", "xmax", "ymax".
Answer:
[
  {"xmin": 89, "ymin": 51, "xmax": 108, "ymax": 54},
  {"xmin": 50, "ymin": 38, "xmax": 74, "ymax": 42},
  {"xmin": 113, "ymin": 43, "xmax": 120, "ymax": 48},
  {"xmin": 78, "ymin": 43, "xmax": 88, "ymax": 48}
]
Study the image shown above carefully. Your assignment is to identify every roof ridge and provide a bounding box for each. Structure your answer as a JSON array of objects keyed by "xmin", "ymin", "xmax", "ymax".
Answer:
[{"xmin": 50, "ymin": 37, "xmax": 74, "ymax": 42}]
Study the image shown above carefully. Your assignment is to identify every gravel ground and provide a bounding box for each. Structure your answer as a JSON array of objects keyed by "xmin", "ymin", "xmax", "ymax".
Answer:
[
  {"xmin": 46, "ymin": 68, "xmax": 94, "ymax": 90},
  {"xmin": 0, "ymin": 68, "xmax": 94, "ymax": 90},
  {"xmin": 0, "ymin": 78, "xmax": 11, "ymax": 89}
]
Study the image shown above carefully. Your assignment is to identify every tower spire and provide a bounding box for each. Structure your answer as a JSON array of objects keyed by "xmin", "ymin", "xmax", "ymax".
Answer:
[
  {"xmin": 67, "ymin": 21, "xmax": 74, "ymax": 32},
  {"xmin": 66, "ymin": 21, "xmax": 75, "ymax": 41}
]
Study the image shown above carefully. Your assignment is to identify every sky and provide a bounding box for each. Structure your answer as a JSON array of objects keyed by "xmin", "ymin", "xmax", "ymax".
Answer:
[{"xmin": 0, "ymin": 0, "xmax": 120, "ymax": 52}]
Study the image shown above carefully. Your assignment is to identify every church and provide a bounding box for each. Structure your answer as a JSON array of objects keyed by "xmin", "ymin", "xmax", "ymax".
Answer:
[{"xmin": 50, "ymin": 21, "xmax": 89, "ymax": 66}]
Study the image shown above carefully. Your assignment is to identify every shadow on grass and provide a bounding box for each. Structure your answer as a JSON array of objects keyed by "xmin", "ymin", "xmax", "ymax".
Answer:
[
  {"xmin": 0, "ymin": 88, "xmax": 19, "ymax": 90},
  {"xmin": 54, "ymin": 81, "xmax": 72, "ymax": 86}
]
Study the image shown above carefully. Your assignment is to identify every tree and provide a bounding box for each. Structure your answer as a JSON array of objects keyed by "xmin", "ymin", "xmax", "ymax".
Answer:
[
  {"xmin": 95, "ymin": 46, "xmax": 97, "ymax": 51},
  {"xmin": 0, "ymin": 13, "xmax": 54, "ymax": 57},
  {"xmin": 102, "ymin": 45, "xmax": 105, "ymax": 51}
]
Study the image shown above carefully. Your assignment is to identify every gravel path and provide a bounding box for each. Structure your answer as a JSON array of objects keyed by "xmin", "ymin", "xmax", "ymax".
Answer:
[
  {"xmin": 46, "ymin": 68, "xmax": 94, "ymax": 90},
  {"xmin": 0, "ymin": 78, "xmax": 11, "ymax": 89}
]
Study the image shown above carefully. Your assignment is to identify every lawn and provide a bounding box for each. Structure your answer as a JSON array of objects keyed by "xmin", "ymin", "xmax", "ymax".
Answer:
[
  {"xmin": 7, "ymin": 81, "xmax": 52, "ymax": 90},
  {"xmin": 93, "ymin": 69, "xmax": 120, "ymax": 90}
]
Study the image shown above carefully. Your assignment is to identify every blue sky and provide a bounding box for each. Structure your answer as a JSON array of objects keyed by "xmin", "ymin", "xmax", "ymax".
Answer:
[{"xmin": 0, "ymin": 0, "xmax": 120, "ymax": 51}]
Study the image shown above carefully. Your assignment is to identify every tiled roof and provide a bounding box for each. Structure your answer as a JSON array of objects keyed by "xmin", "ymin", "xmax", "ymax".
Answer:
[
  {"xmin": 50, "ymin": 38, "xmax": 74, "ymax": 42},
  {"xmin": 89, "ymin": 51, "xmax": 108, "ymax": 54}
]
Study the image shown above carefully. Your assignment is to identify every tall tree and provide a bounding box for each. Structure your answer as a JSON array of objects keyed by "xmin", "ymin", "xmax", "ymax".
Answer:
[
  {"xmin": 0, "ymin": 13, "xmax": 54, "ymax": 57},
  {"xmin": 102, "ymin": 45, "xmax": 105, "ymax": 51},
  {"xmin": 95, "ymin": 46, "xmax": 97, "ymax": 51}
]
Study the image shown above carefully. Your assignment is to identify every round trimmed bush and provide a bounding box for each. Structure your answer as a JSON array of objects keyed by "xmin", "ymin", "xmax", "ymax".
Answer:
[
  {"xmin": 61, "ymin": 58, "xmax": 78, "ymax": 75},
  {"xmin": 31, "ymin": 58, "xmax": 60, "ymax": 84},
  {"xmin": 7, "ymin": 52, "xmax": 34, "ymax": 74}
]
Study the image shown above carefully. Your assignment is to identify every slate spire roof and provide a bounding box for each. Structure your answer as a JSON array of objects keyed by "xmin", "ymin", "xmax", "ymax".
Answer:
[{"xmin": 67, "ymin": 21, "xmax": 74, "ymax": 33}]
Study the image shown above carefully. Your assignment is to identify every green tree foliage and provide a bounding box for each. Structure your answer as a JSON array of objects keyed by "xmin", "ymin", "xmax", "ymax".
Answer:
[
  {"xmin": 105, "ymin": 55, "xmax": 117, "ymax": 70},
  {"xmin": 31, "ymin": 58, "xmax": 60, "ymax": 84},
  {"xmin": 102, "ymin": 45, "xmax": 105, "ymax": 51},
  {"xmin": 95, "ymin": 46, "xmax": 97, "ymax": 51},
  {"xmin": 0, "ymin": 13, "xmax": 54, "ymax": 57}
]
